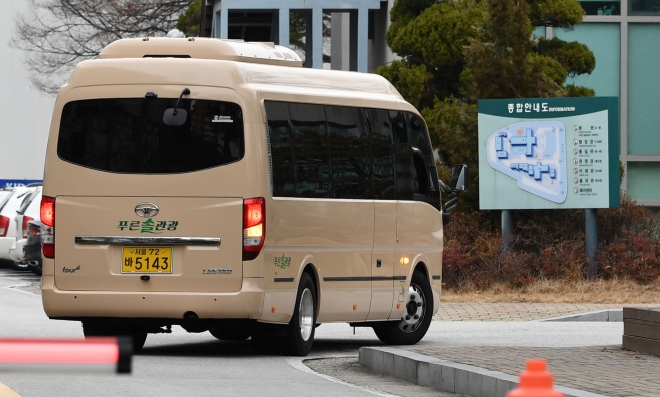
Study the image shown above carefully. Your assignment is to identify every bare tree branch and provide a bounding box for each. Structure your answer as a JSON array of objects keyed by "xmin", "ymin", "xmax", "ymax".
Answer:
[{"xmin": 12, "ymin": 0, "xmax": 192, "ymax": 94}]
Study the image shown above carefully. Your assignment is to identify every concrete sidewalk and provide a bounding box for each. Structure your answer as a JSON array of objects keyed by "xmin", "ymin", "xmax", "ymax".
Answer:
[{"xmin": 358, "ymin": 303, "xmax": 660, "ymax": 397}]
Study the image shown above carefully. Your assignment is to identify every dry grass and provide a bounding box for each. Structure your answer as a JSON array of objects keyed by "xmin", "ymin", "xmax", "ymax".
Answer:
[{"xmin": 442, "ymin": 278, "xmax": 660, "ymax": 303}]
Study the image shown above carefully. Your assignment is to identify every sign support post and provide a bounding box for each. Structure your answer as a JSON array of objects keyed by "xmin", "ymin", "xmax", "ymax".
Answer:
[
  {"xmin": 585, "ymin": 208, "xmax": 598, "ymax": 278},
  {"xmin": 502, "ymin": 210, "xmax": 514, "ymax": 250}
]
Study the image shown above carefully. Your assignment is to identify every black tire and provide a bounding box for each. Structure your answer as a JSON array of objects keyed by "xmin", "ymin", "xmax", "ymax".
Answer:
[
  {"xmin": 373, "ymin": 270, "xmax": 433, "ymax": 345},
  {"xmin": 82, "ymin": 321, "xmax": 148, "ymax": 353},
  {"xmin": 280, "ymin": 272, "xmax": 316, "ymax": 356},
  {"xmin": 250, "ymin": 323, "xmax": 279, "ymax": 355},
  {"xmin": 209, "ymin": 325, "xmax": 251, "ymax": 341}
]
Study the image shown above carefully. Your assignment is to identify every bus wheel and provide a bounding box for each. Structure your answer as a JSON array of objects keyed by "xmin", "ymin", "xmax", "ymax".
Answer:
[
  {"xmin": 82, "ymin": 321, "xmax": 148, "ymax": 353},
  {"xmin": 373, "ymin": 270, "xmax": 433, "ymax": 345},
  {"xmin": 280, "ymin": 272, "xmax": 316, "ymax": 356},
  {"xmin": 250, "ymin": 323, "xmax": 279, "ymax": 355}
]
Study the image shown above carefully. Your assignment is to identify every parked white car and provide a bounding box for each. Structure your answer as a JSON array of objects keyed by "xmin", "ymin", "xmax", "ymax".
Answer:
[
  {"xmin": 0, "ymin": 189, "xmax": 12, "ymax": 206},
  {"xmin": 11, "ymin": 188, "xmax": 42, "ymax": 265},
  {"xmin": 0, "ymin": 186, "xmax": 37, "ymax": 264}
]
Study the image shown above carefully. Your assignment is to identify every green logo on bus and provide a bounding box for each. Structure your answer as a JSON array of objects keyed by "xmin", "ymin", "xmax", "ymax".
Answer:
[
  {"xmin": 274, "ymin": 255, "xmax": 291, "ymax": 269},
  {"xmin": 117, "ymin": 219, "xmax": 179, "ymax": 233}
]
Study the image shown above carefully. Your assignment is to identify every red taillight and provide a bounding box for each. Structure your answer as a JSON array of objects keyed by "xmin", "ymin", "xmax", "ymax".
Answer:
[
  {"xmin": 243, "ymin": 197, "xmax": 265, "ymax": 261},
  {"xmin": 22, "ymin": 216, "xmax": 34, "ymax": 239},
  {"xmin": 41, "ymin": 196, "xmax": 55, "ymax": 259},
  {"xmin": 0, "ymin": 216, "xmax": 8, "ymax": 238},
  {"xmin": 41, "ymin": 196, "xmax": 55, "ymax": 227}
]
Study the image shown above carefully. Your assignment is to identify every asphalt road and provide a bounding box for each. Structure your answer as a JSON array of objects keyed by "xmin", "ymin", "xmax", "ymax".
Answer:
[{"xmin": 0, "ymin": 268, "xmax": 624, "ymax": 397}]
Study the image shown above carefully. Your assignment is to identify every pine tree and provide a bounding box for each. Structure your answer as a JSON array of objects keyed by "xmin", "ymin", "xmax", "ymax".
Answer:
[{"xmin": 378, "ymin": 0, "xmax": 595, "ymax": 210}]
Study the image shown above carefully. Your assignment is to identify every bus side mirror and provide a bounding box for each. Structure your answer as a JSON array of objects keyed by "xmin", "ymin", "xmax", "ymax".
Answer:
[{"xmin": 450, "ymin": 164, "xmax": 468, "ymax": 193}]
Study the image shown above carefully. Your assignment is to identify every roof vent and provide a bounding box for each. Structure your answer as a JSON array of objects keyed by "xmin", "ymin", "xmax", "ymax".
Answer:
[{"xmin": 99, "ymin": 38, "xmax": 302, "ymax": 67}]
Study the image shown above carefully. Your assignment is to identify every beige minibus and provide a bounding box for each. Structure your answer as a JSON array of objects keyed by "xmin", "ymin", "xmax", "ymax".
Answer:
[{"xmin": 40, "ymin": 37, "xmax": 467, "ymax": 356}]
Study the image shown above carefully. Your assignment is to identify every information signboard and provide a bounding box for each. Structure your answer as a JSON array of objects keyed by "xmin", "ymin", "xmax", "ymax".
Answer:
[{"xmin": 478, "ymin": 97, "xmax": 619, "ymax": 210}]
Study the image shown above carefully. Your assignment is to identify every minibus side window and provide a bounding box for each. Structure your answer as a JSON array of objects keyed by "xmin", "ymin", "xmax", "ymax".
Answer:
[
  {"xmin": 265, "ymin": 101, "xmax": 296, "ymax": 197},
  {"xmin": 390, "ymin": 110, "xmax": 414, "ymax": 201},
  {"xmin": 367, "ymin": 109, "xmax": 396, "ymax": 200},
  {"xmin": 409, "ymin": 113, "xmax": 432, "ymax": 196},
  {"xmin": 409, "ymin": 113, "xmax": 441, "ymax": 208},
  {"xmin": 289, "ymin": 103, "xmax": 330, "ymax": 198},
  {"xmin": 326, "ymin": 105, "xmax": 372, "ymax": 200}
]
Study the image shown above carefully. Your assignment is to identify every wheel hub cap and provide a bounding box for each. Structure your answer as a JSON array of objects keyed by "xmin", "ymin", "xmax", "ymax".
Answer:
[
  {"xmin": 299, "ymin": 288, "xmax": 314, "ymax": 341},
  {"xmin": 398, "ymin": 284, "xmax": 425, "ymax": 333}
]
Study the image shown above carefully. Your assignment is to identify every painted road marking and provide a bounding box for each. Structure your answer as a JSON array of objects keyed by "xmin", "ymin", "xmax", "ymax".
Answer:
[{"xmin": 0, "ymin": 382, "xmax": 21, "ymax": 397}]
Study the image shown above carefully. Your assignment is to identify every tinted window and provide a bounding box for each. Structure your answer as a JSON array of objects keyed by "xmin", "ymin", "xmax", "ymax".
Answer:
[
  {"xmin": 390, "ymin": 111, "xmax": 414, "ymax": 201},
  {"xmin": 326, "ymin": 106, "xmax": 372, "ymax": 199},
  {"xmin": 391, "ymin": 110, "xmax": 408, "ymax": 144},
  {"xmin": 58, "ymin": 98, "xmax": 244, "ymax": 174},
  {"xmin": 265, "ymin": 101, "xmax": 296, "ymax": 197},
  {"xmin": 409, "ymin": 113, "xmax": 434, "ymax": 197},
  {"xmin": 289, "ymin": 103, "xmax": 330, "ymax": 198},
  {"xmin": 412, "ymin": 153, "xmax": 430, "ymax": 195},
  {"xmin": 367, "ymin": 109, "xmax": 396, "ymax": 200},
  {"xmin": 409, "ymin": 113, "xmax": 433, "ymax": 160}
]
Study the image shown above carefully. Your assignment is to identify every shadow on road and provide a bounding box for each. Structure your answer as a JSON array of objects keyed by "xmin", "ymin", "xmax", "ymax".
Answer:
[{"xmin": 139, "ymin": 337, "xmax": 384, "ymax": 358}]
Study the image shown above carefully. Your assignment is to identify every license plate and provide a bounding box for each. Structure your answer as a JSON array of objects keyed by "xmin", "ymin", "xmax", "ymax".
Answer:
[{"xmin": 122, "ymin": 247, "xmax": 173, "ymax": 273}]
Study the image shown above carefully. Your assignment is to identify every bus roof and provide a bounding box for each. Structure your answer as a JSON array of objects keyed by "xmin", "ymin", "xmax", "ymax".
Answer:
[
  {"xmin": 64, "ymin": 38, "xmax": 411, "ymax": 111},
  {"xmin": 99, "ymin": 37, "xmax": 303, "ymax": 67}
]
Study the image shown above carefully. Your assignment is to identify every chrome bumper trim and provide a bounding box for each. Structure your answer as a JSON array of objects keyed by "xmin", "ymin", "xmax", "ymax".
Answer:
[{"xmin": 75, "ymin": 236, "xmax": 221, "ymax": 246}]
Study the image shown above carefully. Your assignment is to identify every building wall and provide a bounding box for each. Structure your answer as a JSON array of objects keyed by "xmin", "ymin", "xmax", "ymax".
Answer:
[
  {"xmin": 556, "ymin": 5, "xmax": 660, "ymax": 205},
  {"xmin": 0, "ymin": 0, "xmax": 56, "ymax": 186}
]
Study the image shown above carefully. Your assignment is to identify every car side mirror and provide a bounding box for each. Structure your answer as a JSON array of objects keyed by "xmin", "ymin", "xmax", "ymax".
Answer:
[
  {"xmin": 163, "ymin": 108, "xmax": 188, "ymax": 126},
  {"xmin": 450, "ymin": 164, "xmax": 468, "ymax": 193}
]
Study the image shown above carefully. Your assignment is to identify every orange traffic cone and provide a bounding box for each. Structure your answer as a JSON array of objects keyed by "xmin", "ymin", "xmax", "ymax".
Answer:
[{"xmin": 506, "ymin": 359, "xmax": 564, "ymax": 397}]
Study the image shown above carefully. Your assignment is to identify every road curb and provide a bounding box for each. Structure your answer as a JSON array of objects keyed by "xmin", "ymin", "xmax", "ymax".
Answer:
[
  {"xmin": 534, "ymin": 309, "xmax": 623, "ymax": 322},
  {"xmin": 358, "ymin": 347, "xmax": 610, "ymax": 397}
]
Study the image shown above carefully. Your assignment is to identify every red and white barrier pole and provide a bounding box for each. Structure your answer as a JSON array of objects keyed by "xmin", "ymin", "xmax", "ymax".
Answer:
[{"xmin": 0, "ymin": 337, "xmax": 132, "ymax": 374}]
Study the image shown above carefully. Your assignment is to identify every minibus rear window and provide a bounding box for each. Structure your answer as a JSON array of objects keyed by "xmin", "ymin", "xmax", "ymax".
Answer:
[{"xmin": 57, "ymin": 98, "xmax": 244, "ymax": 174}]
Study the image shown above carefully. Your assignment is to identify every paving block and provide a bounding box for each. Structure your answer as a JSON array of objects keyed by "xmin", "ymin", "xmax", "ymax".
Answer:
[
  {"xmin": 370, "ymin": 348, "xmax": 394, "ymax": 376},
  {"xmin": 416, "ymin": 360, "xmax": 431, "ymax": 387},
  {"xmin": 454, "ymin": 366, "xmax": 471, "ymax": 396},
  {"xmin": 427, "ymin": 361, "xmax": 443, "ymax": 390},
  {"xmin": 495, "ymin": 376, "xmax": 518, "ymax": 397},
  {"xmin": 393, "ymin": 353, "xmax": 417, "ymax": 384},
  {"xmin": 441, "ymin": 364, "xmax": 455, "ymax": 393}
]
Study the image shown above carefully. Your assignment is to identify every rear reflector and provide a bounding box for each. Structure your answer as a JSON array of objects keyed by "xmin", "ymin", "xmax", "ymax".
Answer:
[
  {"xmin": 22, "ymin": 216, "xmax": 34, "ymax": 239},
  {"xmin": 0, "ymin": 216, "xmax": 8, "ymax": 237},
  {"xmin": 42, "ymin": 237, "xmax": 55, "ymax": 259},
  {"xmin": 243, "ymin": 197, "xmax": 265, "ymax": 261}
]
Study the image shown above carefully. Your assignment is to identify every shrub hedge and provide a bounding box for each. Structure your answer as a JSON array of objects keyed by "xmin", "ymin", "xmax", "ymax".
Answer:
[{"xmin": 442, "ymin": 195, "xmax": 660, "ymax": 288}]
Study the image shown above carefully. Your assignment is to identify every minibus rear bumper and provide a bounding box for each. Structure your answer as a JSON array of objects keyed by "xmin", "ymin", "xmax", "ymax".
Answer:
[{"xmin": 41, "ymin": 275, "xmax": 265, "ymax": 320}]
